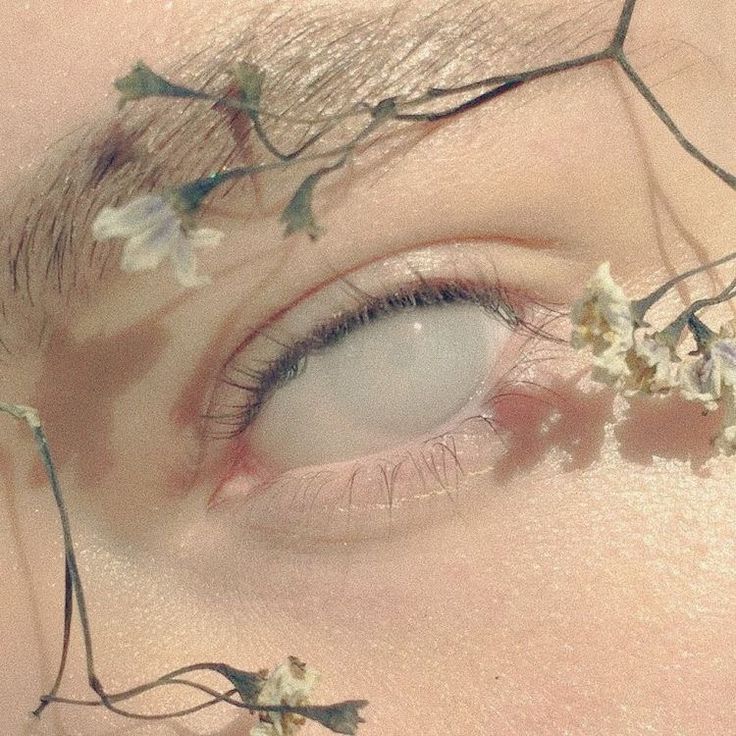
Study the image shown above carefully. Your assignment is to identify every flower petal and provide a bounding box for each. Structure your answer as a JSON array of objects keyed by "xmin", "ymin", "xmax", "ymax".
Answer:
[
  {"xmin": 187, "ymin": 227, "xmax": 223, "ymax": 250},
  {"xmin": 171, "ymin": 227, "xmax": 222, "ymax": 287},
  {"xmin": 173, "ymin": 239, "xmax": 209, "ymax": 287},
  {"xmin": 121, "ymin": 235, "xmax": 170, "ymax": 272},
  {"xmin": 120, "ymin": 217, "xmax": 180, "ymax": 272},
  {"xmin": 92, "ymin": 194, "xmax": 173, "ymax": 240},
  {"xmin": 570, "ymin": 262, "xmax": 634, "ymax": 389}
]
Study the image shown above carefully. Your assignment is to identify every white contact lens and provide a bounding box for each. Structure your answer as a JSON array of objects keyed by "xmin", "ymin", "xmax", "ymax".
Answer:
[{"xmin": 247, "ymin": 302, "xmax": 511, "ymax": 469}]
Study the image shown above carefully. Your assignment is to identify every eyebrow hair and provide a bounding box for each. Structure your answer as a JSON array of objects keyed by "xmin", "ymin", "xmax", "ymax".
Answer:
[{"xmin": 0, "ymin": 0, "xmax": 617, "ymax": 352}]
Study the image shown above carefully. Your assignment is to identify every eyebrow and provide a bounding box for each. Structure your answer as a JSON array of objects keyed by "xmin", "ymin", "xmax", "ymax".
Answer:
[{"xmin": 0, "ymin": 0, "xmax": 617, "ymax": 349}]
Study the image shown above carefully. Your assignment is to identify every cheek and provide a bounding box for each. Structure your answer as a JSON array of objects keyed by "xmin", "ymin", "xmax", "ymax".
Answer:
[{"xmin": 166, "ymin": 440, "xmax": 736, "ymax": 733}]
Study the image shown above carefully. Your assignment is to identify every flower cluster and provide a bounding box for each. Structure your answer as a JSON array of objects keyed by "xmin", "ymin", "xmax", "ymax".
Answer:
[
  {"xmin": 571, "ymin": 262, "xmax": 736, "ymax": 454},
  {"xmin": 250, "ymin": 657, "xmax": 321, "ymax": 736}
]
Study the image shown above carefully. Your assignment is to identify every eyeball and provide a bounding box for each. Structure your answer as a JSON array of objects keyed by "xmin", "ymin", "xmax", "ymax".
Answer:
[{"xmin": 246, "ymin": 302, "xmax": 511, "ymax": 470}]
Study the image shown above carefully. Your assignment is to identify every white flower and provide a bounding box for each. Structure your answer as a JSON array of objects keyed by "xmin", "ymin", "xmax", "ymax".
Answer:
[
  {"xmin": 623, "ymin": 332, "xmax": 680, "ymax": 396},
  {"xmin": 679, "ymin": 331, "xmax": 736, "ymax": 453},
  {"xmin": 571, "ymin": 262, "xmax": 635, "ymax": 387},
  {"xmin": 92, "ymin": 194, "xmax": 222, "ymax": 287},
  {"xmin": 679, "ymin": 352, "xmax": 720, "ymax": 411},
  {"xmin": 250, "ymin": 657, "xmax": 320, "ymax": 736}
]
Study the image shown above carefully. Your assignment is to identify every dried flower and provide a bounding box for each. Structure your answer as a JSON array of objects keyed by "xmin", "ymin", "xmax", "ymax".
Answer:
[
  {"xmin": 279, "ymin": 172, "xmax": 324, "ymax": 240},
  {"xmin": 250, "ymin": 657, "xmax": 320, "ymax": 736},
  {"xmin": 92, "ymin": 194, "xmax": 222, "ymax": 287},
  {"xmin": 295, "ymin": 701, "xmax": 369, "ymax": 735},
  {"xmin": 679, "ymin": 326, "xmax": 736, "ymax": 453},
  {"xmin": 623, "ymin": 332, "xmax": 680, "ymax": 396},
  {"xmin": 570, "ymin": 262, "xmax": 635, "ymax": 387},
  {"xmin": 114, "ymin": 61, "xmax": 208, "ymax": 109}
]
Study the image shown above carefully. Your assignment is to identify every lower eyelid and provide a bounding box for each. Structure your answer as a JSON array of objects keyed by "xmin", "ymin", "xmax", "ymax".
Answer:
[
  {"xmin": 207, "ymin": 337, "xmax": 563, "ymax": 547},
  {"xmin": 210, "ymin": 410, "xmax": 506, "ymax": 546}
]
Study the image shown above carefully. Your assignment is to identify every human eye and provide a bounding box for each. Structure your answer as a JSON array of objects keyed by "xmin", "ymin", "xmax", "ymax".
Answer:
[{"xmin": 200, "ymin": 244, "xmax": 563, "ymax": 546}]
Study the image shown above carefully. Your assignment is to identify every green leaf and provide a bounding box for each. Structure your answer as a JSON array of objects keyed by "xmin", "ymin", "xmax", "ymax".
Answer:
[
  {"xmin": 114, "ymin": 61, "xmax": 205, "ymax": 110},
  {"xmin": 279, "ymin": 172, "xmax": 324, "ymax": 240},
  {"xmin": 230, "ymin": 61, "xmax": 266, "ymax": 111}
]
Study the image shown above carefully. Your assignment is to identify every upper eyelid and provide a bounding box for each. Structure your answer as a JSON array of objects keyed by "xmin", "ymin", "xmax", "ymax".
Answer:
[
  {"xmin": 211, "ymin": 278, "xmax": 522, "ymax": 434},
  {"xmin": 1, "ymin": 0, "xmax": 618, "ymax": 345}
]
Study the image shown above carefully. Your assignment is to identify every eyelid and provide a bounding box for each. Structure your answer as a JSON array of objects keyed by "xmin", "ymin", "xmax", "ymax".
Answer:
[
  {"xmin": 206, "ymin": 276, "xmax": 523, "ymax": 439},
  {"xmin": 192, "ymin": 241, "xmax": 568, "ymax": 538},
  {"xmin": 206, "ymin": 293, "xmax": 564, "ymax": 545},
  {"xmin": 201, "ymin": 241, "xmax": 564, "ymax": 442}
]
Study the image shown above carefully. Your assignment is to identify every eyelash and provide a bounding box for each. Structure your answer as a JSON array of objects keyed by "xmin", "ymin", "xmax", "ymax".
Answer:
[
  {"xmin": 202, "ymin": 272, "xmax": 565, "ymax": 543},
  {"xmin": 204, "ymin": 276, "xmax": 546, "ymax": 441}
]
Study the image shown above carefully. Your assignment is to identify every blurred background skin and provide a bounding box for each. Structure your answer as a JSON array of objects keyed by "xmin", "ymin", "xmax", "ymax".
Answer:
[{"xmin": 1, "ymin": 1, "xmax": 736, "ymax": 735}]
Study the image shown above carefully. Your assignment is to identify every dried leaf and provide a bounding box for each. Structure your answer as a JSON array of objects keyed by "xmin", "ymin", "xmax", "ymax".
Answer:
[
  {"xmin": 210, "ymin": 663, "xmax": 267, "ymax": 705},
  {"xmin": 231, "ymin": 61, "xmax": 266, "ymax": 111},
  {"xmin": 296, "ymin": 700, "xmax": 369, "ymax": 735},
  {"xmin": 115, "ymin": 61, "xmax": 204, "ymax": 109},
  {"xmin": 279, "ymin": 172, "xmax": 324, "ymax": 240}
]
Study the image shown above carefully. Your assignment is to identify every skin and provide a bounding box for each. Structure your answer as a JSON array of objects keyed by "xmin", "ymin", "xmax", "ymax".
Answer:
[{"xmin": 1, "ymin": 1, "xmax": 736, "ymax": 735}]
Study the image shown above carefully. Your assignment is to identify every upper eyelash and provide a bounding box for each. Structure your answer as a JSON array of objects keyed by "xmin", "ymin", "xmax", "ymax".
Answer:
[{"xmin": 204, "ymin": 276, "xmax": 559, "ymax": 440}]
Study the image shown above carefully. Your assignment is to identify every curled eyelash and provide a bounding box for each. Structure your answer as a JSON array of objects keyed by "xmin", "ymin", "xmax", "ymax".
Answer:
[
  {"xmin": 208, "ymin": 299, "xmax": 568, "ymax": 545},
  {"xmin": 203, "ymin": 275, "xmax": 564, "ymax": 442},
  {"xmin": 212, "ymin": 390, "xmax": 564, "ymax": 547}
]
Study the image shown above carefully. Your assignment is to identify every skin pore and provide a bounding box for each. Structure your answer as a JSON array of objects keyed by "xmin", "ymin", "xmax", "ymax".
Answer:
[{"xmin": 1, "ymin": 0, "xmax": 736, "ymax": 734}]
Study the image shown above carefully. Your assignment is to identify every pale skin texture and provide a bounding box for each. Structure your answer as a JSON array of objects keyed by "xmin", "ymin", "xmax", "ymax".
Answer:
[{"xmin": 1, "ymin": 1, "xmax": 736, "ymax": 735}]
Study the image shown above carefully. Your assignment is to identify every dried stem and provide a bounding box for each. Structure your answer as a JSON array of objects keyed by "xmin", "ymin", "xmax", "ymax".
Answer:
[
  {"xmin": 14, "ymin": 0, "xmax": 736, "ymax": 731},
  {"xmin": 147, "ymin": 0, "xmax": 735, "ymax": 236}
]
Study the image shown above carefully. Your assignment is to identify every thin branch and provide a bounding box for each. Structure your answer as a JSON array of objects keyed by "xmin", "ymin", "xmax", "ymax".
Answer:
[
  {"xmin": 27, "ymin": 421, "xmax": 99, "ymax": 689},
  {"xmin": 41, "ymin": 687, "xmax": 241, "ymax": 720},
  {"xmin": 612, "ymin": 0, "xmax": 638, "ymax": 50},
  {"xmin": 414, "ymin": 49, "xmax": 610, "ymax": 100},
  {"xmin": 32, "ymin": 559, "xmax": 74, "ymax": 717},
  {"xmin": 632, "ymin": 248, "xmax": 736, "ymax": 322},
  {"xmin": 250, "ymin": 112, "xmax": 350, "ymax": 161},
  {"xmin": 659, "ymin": 275, "xmax": 736, "ymax": 345},
  {"xmin": 615, "ymin": 53, "xmax": 736, "ymax": 191},
  {"xmin": 394, "ymin": 79, "xmax": 525, "ymax": 122}
]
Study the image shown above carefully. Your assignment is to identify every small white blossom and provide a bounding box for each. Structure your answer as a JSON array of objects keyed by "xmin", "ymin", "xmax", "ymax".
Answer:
[
  {"xmin": 571, "ymin": 262, "xmax": 635, "ymax": 387},
  {"xmin": 623, "ymin": 332, "xmax": 680, "ymax": 396},
  {"xmin": 679, "ymin": 352, "xmax": 720, "ymax": 411},
  {"xmin": 679, "ymin": 328, "xmax": 736, "ymax": 453},
  {"xmin": 250, "ymin": 657, "xmax": 320, "ymax": 736},
  {"xmin": 92, "ymin": 194, "xmax": 222, "ymax": 287}
]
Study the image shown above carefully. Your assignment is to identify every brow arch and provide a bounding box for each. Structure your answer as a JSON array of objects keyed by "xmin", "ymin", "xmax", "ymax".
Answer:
[{"xmin": 0, "ymin": 0, "xmax": 690, "ymax": 352}]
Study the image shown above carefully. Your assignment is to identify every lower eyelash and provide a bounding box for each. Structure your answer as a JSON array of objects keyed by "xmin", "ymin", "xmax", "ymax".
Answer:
[{"xmin": 209, "ymin": 373, "xmax": 555, "ymax": 548}]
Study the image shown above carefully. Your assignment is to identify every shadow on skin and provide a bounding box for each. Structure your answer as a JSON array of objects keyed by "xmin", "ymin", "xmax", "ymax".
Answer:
[
  {"xmin": 488, "ymin": 377, "xmax": 721, "ymax": 484},
  {"xmin": 32, "ymin": 320, "xmax": 169, "ymax": 490},
  {"xmin": 489, "ymin": 377, "xmax": 614, "ymax": 484},
  {"xmin": 615, "ymin": 393, "xmax": 720, "ymax": 474}
]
